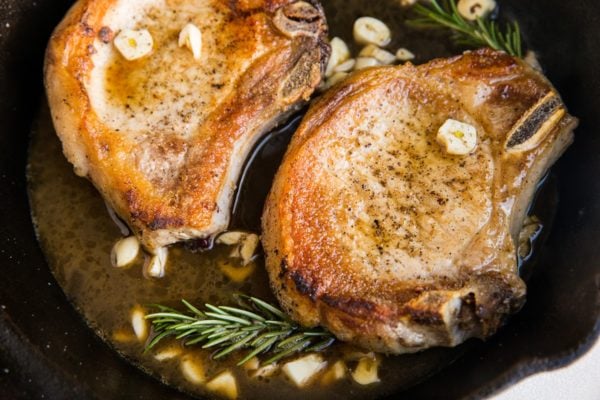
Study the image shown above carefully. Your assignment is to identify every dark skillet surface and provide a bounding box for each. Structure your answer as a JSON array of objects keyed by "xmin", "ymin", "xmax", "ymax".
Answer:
[{"xmin": 0, "ymin": 0, "xmax": 598, "ymax": 399}]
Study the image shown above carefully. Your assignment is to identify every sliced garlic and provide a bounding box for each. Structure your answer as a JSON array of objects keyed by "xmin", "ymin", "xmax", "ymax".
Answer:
[
  {"xmin": 351, "ymin": 356, "xmax": 380, "ymax": 385},
  {"xmin": 181, "ymin": 357, "xmax": 206, "ymax": 385},
  {"xmin": 396, "ymin": 48, "xmax": 415, "ymax": 62},
  {"xmin": 216, "ymin": 231, "xmax": 246, "ymax": 246},
  {"xmin": 325, "ymin": 37, "xmax": 351, "ymax": 77},
  {"xmin": 524, "ymin": 50, "xmax": 542, "ymax": 71},
  {"xmin": 240, "ymin": 234, "xmax": 260, "ymax": 265},
  {"xmin": 359, "ymin": 45, "xmax": 396, "ymax": 65},
  {"xmin": 436, "ymin": 119, "xmax": 478, "ymax": 156},
  {"xmin": 114, "ymin": 29, "xmax": 154, "ymax": 61},
  {"xmin": 282, "ymin": 354, "xmax": 327, "ymax": 388},
  {"xmin": 518, "ymin": 216, "xmax": 542, "ymax": 259},
  {"xmin": 130, "ymin": 306, "xmax": 148, "ymax": 341},
  {"xmin": 229, "ymin": 246, "xmax": 241, "ymax": 259},
  {"xmin": 154, "ymin": 347, "xmax": 182, "ymax": 361},
  {"xmin": 112, "ymin": 329, "xmax": 137, "ymax": 343},
  {"xmin": 111, "ymin": 236, "xmax": 140, "ymax": 268},
  {"xmin": 353, "ymin": 17, "xmax": 392, "ymax": 47},
  {"xmin": 342, "ymin": 350, "xmax": 376, "ymax": 361},
  {"xmin": 354, "ymin": 57, "xmax": 381, "ymax": 70},
  {"xmin": 206, "ymin": 371, "xmax": 238, "ymax": 399},
  {"xmin": 179, "ymin": 23, "xmax": 203, "ymax": 60},
  {"xmin": 333, "ymin": 58, "xmax": 356, "ymax": 73},
  {"xmin": 399, "ymin": 0, "xmax": 417, "ymax": 6},
  {"xmin": 320, "ymin": 360, "xmax": 347, "ymax": 385},
  {"xmin": 324, "ymin": 72, "xmax": 349, "ymax": 89},
  {"xmin": 457, "ymin": 0, "xmax": 497, "ymax": 21},
  {"xmin": 251, "ymin": 363, "xmax": 279, "ymax": 378},
  {"xmin": 242, "ymin": 357, "xmax": 260, "ymax": 371},
  {"xmin": 143, "ymin": 247, "xmax": 168, "ymax": 278}
]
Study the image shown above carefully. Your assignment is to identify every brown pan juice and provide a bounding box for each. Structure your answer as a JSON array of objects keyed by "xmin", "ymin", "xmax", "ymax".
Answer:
[{"xmin": 28, "ymin": 1, "xmax": 550, "ymax": 399}]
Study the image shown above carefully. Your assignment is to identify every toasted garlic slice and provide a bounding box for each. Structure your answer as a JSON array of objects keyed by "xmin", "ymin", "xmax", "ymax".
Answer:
[
  {"xmin": 351, "ymin": 356, "xmax": 380, "ymax": 385},
  {"xmin": 524, "ymin": 50, "xmax": 542, "ymax": 71},
  {"xmin": 179, "ymin": 23, "xmax": 203, "ymax": 60},
  {"xmin": 396, "ymin": 48, "xmax": 415, "ymax": 61},
  {"xmin": 342, "ymin": 350, "xmax": 376, "ymax": 361},
  {"xmin": 399, "ymin": 0, "xmax": 417, "ymax": 6},
  {"xmin": 114, "ymin": 29, "xmax": 154, "ymax": 61},
  {"xmin": 359, "ymin": 45, "xmax": 396, "ymax": 65},
  {"xmin": 144, "ymin": 247, "xmax": 168, "ymax": 278},
  {"xmin": 112, "ymin": 329, "xmax": 137, "ymax": 343},
  {"xmin": 283, "ymin": 354, "xmax": 327, "ymax": 387},
  {"xmin": 130, "ymin": 305, "xmax": 148, "ymax": 341},
  {"xmin": 353, "ymin": 17, "xmax": 391, "ymax": 47},
  {"xmin": 325, "ymin": 37, "xmax": 351, "ymax": 77},
  {"xmin": 436, "ymin": 119, "xmax": 478, "ymax": 156},
  {"xmin": 324, "ymin": 72, "xmax": 349, "ymax": 89},
  {"xmin": 457, "ymin": 0, "xmax": 497, "ymax": 21},
  {"xmin": 251, "ymin": 363, "xmax": 279, "ymax": 378},
  {"xmin": 354, "ymin": 57, "xmax": 381, "ymax": 70},
  {"xmin": 206, "ymin": 371, "xmax": 238, "ymax": 400},
  {"xmin": 320, "ymin": 360, "xmax": 347, "ymax": 385},
  {"xmin": 242, "ymin": 357, "xmax": 260, "ymax": 371},
  {"xmin": 333, "ymin": 58, "xmax": 356, "ymax": 73},
  {"xmin": 154, "ymin": 346, "xmax": 183, "ymax": 361},
  {"xmin": 216, "ymin": 231, "xmax": 246, "ymax": 246},
  {"xmin": 240, "ymin": 234, "xmax": 260, "ymax": 265},
  {"xmin": 181, "ymin": 357, "xmax": 206, "ymax": 385},
  {"xmin": 111, "ymin": 236, "xmax": 140, "ymax": 268}
]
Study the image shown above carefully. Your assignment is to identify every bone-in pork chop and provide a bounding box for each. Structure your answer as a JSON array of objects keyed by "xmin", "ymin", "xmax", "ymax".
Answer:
[
  {"xmin": 262, "ymin": 49, "xmax": 577, "ymax": 353},
  {"xmin": 45, "ymin": 0, "xmax": 329, "ymax": 255}
]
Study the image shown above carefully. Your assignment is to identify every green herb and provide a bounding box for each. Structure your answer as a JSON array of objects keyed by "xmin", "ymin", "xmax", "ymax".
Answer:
[
  {"xmin": 145, "ymin": 295, "xmax": 335, "ymax": 366},
  {"xmin": 408, "ymin": 0, "xmax": 523, "ymax": 58}
]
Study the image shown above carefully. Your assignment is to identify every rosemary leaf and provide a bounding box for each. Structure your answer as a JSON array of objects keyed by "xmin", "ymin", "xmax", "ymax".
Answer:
[
  {"xmin": 408, "ymin": 0, "xmax": 523, "ymax": 58},
  {"xmin": 145, "ymin": 296, "xmax": 336, "ymax": 366}
]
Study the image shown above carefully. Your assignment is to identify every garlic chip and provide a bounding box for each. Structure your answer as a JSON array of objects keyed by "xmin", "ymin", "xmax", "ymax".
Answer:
[
  {"xmin": 353, "ymin": 17, "xmax": 392, "ymax": 47},
  {"xmin": 114, "ymin": 29, "xmax": 154, "ymax": 61},
  {"xmin": 325, "ymin": 37, "xmax": 351, "ymax": 77},
  {"xmin": 436, "ymin": 119, "xmax": 478, "ymax": 156},
  {"xmin": 179, "ymin": 23, "xmax": 203, "ymax": 60},
  {"xmin": 396, "ymin": 48, "xmax": 415, "ymax": 62},
  {"xmin": 457, "ymin": 0, "xmax": 497, "ymax": 21},
  {"xmin": 359, "ymin": 45, "xmax": 396, "ymax": 65}
]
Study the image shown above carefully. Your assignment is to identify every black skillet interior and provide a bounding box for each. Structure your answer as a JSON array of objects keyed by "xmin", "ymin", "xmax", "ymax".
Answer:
[{"xmin": 0, "ymin": 0, "xmax": 599, "ymax": 399}]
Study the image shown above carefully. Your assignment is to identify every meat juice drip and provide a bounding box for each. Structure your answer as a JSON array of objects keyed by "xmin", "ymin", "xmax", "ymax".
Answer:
[{"xmin": 27, "ymin": 1, "xmax": 544, "ymax": 399}]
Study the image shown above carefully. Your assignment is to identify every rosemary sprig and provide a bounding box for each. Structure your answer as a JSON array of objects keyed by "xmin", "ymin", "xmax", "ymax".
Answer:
[
  {"xmin": 145, "ymin": 295, "xmax": 335, "ymax": 366},
  {"xmin": 408, "ymin": 0, "xmax": 523, "ymax": 58}
]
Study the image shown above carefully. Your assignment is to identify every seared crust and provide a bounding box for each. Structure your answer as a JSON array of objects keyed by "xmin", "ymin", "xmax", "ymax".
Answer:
[
  {"xmin": 262, "ymin": 49, "xmax": 578, "ymax": 353},
  {"xmin": 45, "ymin": 0, "xmax": 329, "ymax": 250}
]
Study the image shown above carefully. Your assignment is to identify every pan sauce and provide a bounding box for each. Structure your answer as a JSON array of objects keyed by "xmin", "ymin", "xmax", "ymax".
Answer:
[{"xmin": 28, "ymin": 1, "xmax": 553, "ymax": 399}]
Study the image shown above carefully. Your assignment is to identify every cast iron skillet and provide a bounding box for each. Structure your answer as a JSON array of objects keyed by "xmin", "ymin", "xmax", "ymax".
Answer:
[{"xmin": 0, "ymin": 0, "xmax": 599, "ymax": 399}]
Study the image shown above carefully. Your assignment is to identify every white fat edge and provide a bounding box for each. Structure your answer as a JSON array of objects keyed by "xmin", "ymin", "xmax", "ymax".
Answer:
[{"xmin": 210, "ymin": 107, "xmax": 301, "ymax": 245}]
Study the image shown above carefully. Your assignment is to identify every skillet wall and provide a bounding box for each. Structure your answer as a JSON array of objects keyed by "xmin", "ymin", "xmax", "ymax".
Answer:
[{"xmin": 0, "ymin": 0, "xmax": 598, "ymax": 399}]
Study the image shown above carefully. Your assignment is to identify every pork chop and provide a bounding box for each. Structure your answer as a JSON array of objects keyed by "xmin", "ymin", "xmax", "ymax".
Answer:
[
  {"xmin": 45, "ymin": 0, "xmax": 329, "ymax": 256},
  {"xmin": 262, "ymin": 49, "xmax": 577, "ymax": 353}
]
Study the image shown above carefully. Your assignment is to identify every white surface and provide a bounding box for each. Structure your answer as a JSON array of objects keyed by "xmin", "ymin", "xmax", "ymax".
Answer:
[{"xmin": 492, "ymin": 337, "xmax": 600, "ymax": 399}]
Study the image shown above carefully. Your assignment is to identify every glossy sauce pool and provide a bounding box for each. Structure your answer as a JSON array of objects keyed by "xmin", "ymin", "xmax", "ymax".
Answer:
[{"xmin": 27, "ymin": 1, "xmax": 553, "ymax": 399}]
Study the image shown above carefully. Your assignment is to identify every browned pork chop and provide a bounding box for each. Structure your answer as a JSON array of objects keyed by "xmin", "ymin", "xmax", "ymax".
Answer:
[
  {"xmin": 262, "ymin": 49, "xmax": 577, "ymax": 353},
  {"xmin": 45, "ymin": 0, "xmax": 329, "ymax": 254}
]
